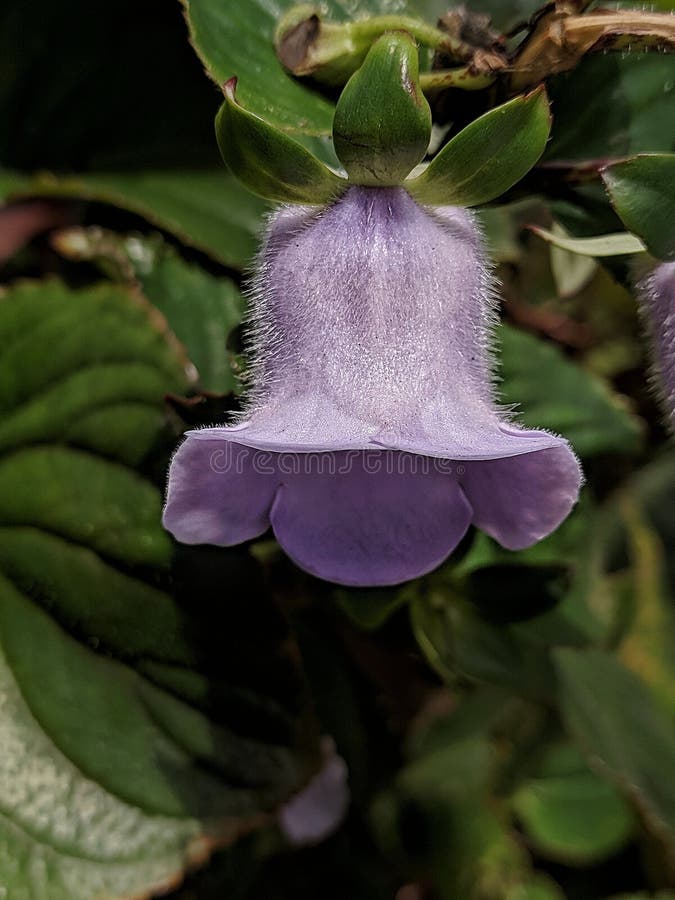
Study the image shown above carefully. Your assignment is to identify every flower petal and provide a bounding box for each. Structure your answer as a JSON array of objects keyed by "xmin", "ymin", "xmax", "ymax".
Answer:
[
  {"xmin": 278, "ymin": 737, "xmax": 349, "ymax": 847},
  {"xmin": 163, "ymin": 437, "xmax": 278, "ymax": 545},
  {"xmin": 461, "ymin": 443, "xmax": 582, "ymax": 550},
  {"xmin": 270, "ymin": 450, "xmax": 472, "ymax": 586}
]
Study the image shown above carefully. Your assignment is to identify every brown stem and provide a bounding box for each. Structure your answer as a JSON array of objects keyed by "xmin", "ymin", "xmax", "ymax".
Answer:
[
  {"xmin": 420, "ymin": 65, "xmax": 496, "ymax": 93},
  {"xmin": 555, "ymin": 0, "xmax": 594, "ymax": 13},
  {"xmin": 504, "ymin": 297, "xmax": 595, "ymax": 349},
  {"xmin": 509, "ymin": 8, "xmax": 675, "ymax": 91}
]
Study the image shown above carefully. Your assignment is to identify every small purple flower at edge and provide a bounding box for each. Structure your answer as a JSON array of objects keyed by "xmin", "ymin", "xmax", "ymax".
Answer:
[
  {"xmin": 162, "ymin": 187, "xmax": 582, "ymax": 586},
  {"xmin": 278, "ymin": 737, "xmax": 349, "ymax": 846},
  {"xmin": 639, "ymin": 261, "xmax": 675, "ymax": 429}
]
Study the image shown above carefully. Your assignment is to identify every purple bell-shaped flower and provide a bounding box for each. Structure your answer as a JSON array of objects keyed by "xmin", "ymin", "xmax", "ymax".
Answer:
[{"xmin": 163, "ymin": 186, "xmax": 581, "ymax": 586}]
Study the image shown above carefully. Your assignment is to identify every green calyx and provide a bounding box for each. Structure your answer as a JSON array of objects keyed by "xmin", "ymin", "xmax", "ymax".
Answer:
[
  {"xmin": 406, "ymin": 88, "xmax": 552, "ymax": 207},
  {"xmin": 332, "ymin": 32, "xmax": 432, "ymax": 187},
  {"xmin": 218, "ymin": 17, "xmax": 554, "ymax": 207},
  {"xmin": 214, "ymin": 77, "xmax": 346, "ymax": 205}
]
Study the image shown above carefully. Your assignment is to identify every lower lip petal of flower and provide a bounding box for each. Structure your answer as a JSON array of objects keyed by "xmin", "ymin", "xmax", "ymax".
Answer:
[
  {"xmin": 460, "ymin": 439, "xmax": 584, "ymax": 551},
  {"xmin": 268, "ymin": 450, "xmax": 473, "ymax": 587},
  {"xmin": 163, "ymin": 186, "xmax": 582, "ymax": 586}
]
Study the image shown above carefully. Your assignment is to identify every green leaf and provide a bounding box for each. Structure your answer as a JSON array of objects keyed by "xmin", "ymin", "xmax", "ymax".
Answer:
[
  {"xmin": 549, "ymin": 237, "xmax": 599, "ymax": 301},
  {"xmin": 0, "ymin": 623, "xmax": 205, "ymax": 900},
  {"xmin": 460, "ymin": 0, "xmax": 543, "ymax": 32},
  {"xmin": 611, "ymin": 454, "xmax": 675, "ymax": 601},
  {"xmin": 183, "ymin": 0, "xmax": 330, "ymax": 136},
  {"xmin": 477, "ymin": 205, "xmax": 524, "ymax": 264},
  {"xmin": 595, "ymin": 456, "xmax": 675, "ymax": 717},
  {"xmin": 505, "ymin": 878, "xmax": 566, "ymax": 900},
  {"xmin": 1, "ymin": 167, "xmax": 267, "ymax": 270},
  {"xmin": 555, "ymin": 648, "xmax": 675, "ymax": 847},
  {"xmin": 334, "ymin": 585, "xmax": 412, "ymax": 631},
  {"xmin": 332, "ymin": 32, "xmax": 431, "ymax": 186},
  {"xmin": 54, "ymin": 228, "xmax": 246, "ymax": 393},
  {"xmin": 132, "ymin": 243, "xmax": 245, "ymax": 394},
  {"xmin": 0, "ymin": 169, "xmax": 28, "ymax": 197},
  {"xmin": 183, "ymin": 0, "xmax": 452, "ymax": 140},
  {"xmin": 512, "ymin": 744, "xmax": 634, "ymax": 865},
  {"xmin": 0, "ymin": 281, "xmax": 188, "ymax": 464},
  {"xmin": 373, "ymin": 736, "xmax": 530, "ymax": 899},
  {"xmin": 406, "ymin": 89, "xmax": 551, "ymax": 207},
  {"xmin": 216, "ymin": 78, "xmax": 346, "ymax": 203},
  {"xmin": 610, "ymin": 894, "xmax": 675, "ymax": 900},
  {"xmin": 621, "ymin": 513, "xmax": 675, "ymax": 715},
  {"xmin": 410, "ymin": 496, "xmax": 604, "ymax": 701},
  {"xmin": 409, "ymin": 581, "xmax": 593, "ymax": 702},
  {"xmin": 183, "ymin": 0, "xmax": 386, "ymax": 137},
  {"xmin": 545, "ymin": 54, "xmax": 675, "ymax": 164},
  {"xmin": 602, "ymin": 154, "xmax": 675, "ymax": 262},
  {"xmin": 529, "ymin": 226, "xmax": 646, "ymax": 257},
  {"xmin": 409, "ymin": 533, "xmax": 604, "ymax": 698},
  {"xmin": 411, "ymin": 588, "xmax": 557, "ymax": 699},
  {"xmin": 407, "ymin": 685, "xmax": 514, "ymax": 759},
  {"xmin": 0, "ymin": 281, "xmax": 318, "ymax": 898},
  {"xmin": 499, "ymin": 325, "xmax": 644, "ymax": 458}
]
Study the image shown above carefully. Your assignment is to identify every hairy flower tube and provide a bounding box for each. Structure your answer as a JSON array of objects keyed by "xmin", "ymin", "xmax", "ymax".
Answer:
[
  {"xmin": 163, "ymin": 187, "xmax": 582, "ymax": 586},
  {"xmin": 639, "ymin": 261, "xmax": 675, "ymax": 428}
]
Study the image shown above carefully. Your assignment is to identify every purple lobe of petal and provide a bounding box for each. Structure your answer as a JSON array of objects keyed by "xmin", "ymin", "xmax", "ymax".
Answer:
[
  {"xmin": 461, "ymin": 442, "xmax": 582, "ymax": 550},
  {"xmin": 269, "ymin": 451, "xmax": 472, "ymax": 587},
  {"xmin": 162, "ymin": 438, "xmax": 277, "ymax": 545}
]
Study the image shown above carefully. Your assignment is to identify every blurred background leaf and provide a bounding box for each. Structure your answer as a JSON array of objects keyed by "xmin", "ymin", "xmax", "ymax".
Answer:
[
  {"xmin": 512, "ymin": 743, "xmax": 635, "ymax": 866},
  {"xmin": 555, "ymin": 648, "xmax": 675, "ymax": 878},
  {"xmin": 52, "ymin": 227, "xmax": 246, "ymax": 393},
  {"xmin": 0, "ymin": 168, "xmax": 267, "ymax": 270},
  {"xmin": 544, "ymin": 55, "xmax": 675, "ymax": 164},
  {"xmin": 499, "ymin": 325, "xmax": 644, "ymax": 458},
  {"xmin": 0, "ymin": 280, "xmax": 320, "ymax": 898}
]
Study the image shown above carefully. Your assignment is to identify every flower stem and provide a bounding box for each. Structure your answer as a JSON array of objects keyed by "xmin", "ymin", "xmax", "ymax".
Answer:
[
  {"xmin": 420, "ymin": 67, "xmax": 496, "ymax": 94},
  {"xmin": 343, "ymin": 15, "xmax": 464, "ymax": 55}
]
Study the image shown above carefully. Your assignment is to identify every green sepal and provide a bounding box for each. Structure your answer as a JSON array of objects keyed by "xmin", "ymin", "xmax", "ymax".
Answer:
[
  {"xmin": 332, "ymin": 32, "xmax": 432, "ymax": 187},
  {"xmin": 406, "ymin": 88, "xmax": 551, "ymax": 207},
  {"xmin": 215, "ymin": 77, "xmax": 346, "ymax": 204},
  {"xmin": 602, "ymin": 153, "xmax": 675, "ymax": 262}
]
